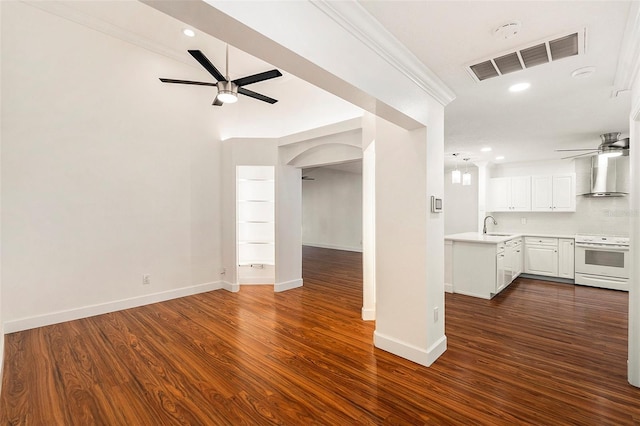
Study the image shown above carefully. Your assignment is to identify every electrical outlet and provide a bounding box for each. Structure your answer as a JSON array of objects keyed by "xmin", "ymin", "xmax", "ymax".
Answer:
[
  {"xmin": 521, "ymin": 217, "xmax": 527, "ymax": 225},
  {"xmin": 434, "ymin": 307, "xmax": 439, "ymax": 322},
  {"xmin": 142, "ymin": 274, "xmax": 151, "ymax": 285}
]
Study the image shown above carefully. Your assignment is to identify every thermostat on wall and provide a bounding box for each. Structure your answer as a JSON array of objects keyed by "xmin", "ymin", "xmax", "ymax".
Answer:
[{"xmin": 431, "ymin": 196, "xmax": 443, "ymax": 213}]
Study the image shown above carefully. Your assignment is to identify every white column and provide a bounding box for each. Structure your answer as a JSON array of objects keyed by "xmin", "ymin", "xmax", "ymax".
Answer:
[
  {"xmin": 373, "ymin": 110, "xmax": 446, "ymax": 367},
  {"xmin": 274, "ymin": 165, "xmax": 303, "ymax": 292},
  {"xmin": 362, "ymin": 113, "xmax": 376, "ymax": 320},
  {"xmin": 628, "ymin": 103, "xmax": 640, "ymax": 387}
]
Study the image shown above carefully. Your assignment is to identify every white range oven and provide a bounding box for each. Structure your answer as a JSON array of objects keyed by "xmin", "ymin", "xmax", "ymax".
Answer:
[{"xmin": 574, "ymin": 234, "xmax": 630, "ymax": 291}]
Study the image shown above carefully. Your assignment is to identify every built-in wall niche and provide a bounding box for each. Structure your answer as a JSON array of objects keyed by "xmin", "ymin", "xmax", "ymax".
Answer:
[{"xmin": 237, "ymin": 166, "xmax": 275, "ymax": 285}]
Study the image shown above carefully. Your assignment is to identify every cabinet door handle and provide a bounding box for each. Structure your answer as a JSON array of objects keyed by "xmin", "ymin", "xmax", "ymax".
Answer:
[{"xmin": 554, "ymin": 250, "xmax": 557, "ymax": 253}]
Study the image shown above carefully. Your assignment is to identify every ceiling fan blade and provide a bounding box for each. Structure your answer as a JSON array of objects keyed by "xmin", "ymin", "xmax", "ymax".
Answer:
[
  {"xmin": 188, "ymin": 50, "xmax": 225, "ymax": 82},
  {"xmin": 561, "ymin": 151, "xmax": 598, "ymax": 160},
  {"xmin": 555, "ymin": 148, "xmax": 599, "ymax": 152},
  {"xmin": 212, "ymin": 97, "xmax": 223, "ymax": 106},
  {"xmin": 233, "ymin": 69, "xmax": 282, "ymax": 87},
  {"xmin": 238, "ymin": 87, "xmax": 278, "ymax": 104},
  {"xmin": 159, "ymin": 78, "xmax": 216, "ymax": 86}
]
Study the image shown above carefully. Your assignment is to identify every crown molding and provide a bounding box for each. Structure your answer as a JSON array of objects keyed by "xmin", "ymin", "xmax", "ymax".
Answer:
[
  {"xmin": 613, "ymin": 1, "xmax": 640, "ymax": 96},
  {"xmin": 310, "ymin": 0, "xmax": 456, "ymax": 107}
]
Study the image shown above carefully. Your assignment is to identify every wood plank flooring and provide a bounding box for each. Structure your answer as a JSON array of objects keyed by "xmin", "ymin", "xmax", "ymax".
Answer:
[{"xmin": 2, "ymin": 245, "xmax": 640, "ymax": 424}]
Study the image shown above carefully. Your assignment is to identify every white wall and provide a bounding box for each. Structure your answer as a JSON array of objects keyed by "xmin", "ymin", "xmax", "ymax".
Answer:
[
  {"xmin": 302, "ymin": 167, "xmax": 363, "ymax": 252},
  {"xmin": 1, "ymin": 2, "xmax": 223, "ymax": 331},
  {"xmin": 221, "ymin": 139, "xmax": 278, "ymax": 289},
  {"xmin": 221, "ymin": 138, "xmax": 302, "ymax": 292},
  {"xmin": 444, "ymin": 166, "xmax": 478, "ymax": 235}
]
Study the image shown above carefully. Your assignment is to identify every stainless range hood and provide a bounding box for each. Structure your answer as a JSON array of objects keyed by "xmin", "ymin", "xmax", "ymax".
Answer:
[{"xmin": 586, "ymin": 155, "xmax": 629, "ymax": 197}]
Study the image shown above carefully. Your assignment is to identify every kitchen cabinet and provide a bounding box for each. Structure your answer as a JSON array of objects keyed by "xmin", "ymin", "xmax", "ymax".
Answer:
[
  {"xmin": 451, "ymin": 240, "xmax": 504, "ymax": 299},
  {"xmin": 449, "ymin": 238, "xmax": 514, "ymax": 299},
  {"xmin": 489, "ymin": 176, "xmax": 531, "ymax": 212},
  {"xmin": 531, "ymin": 174, "xmax": 576, "ymax": 212},
  {"xmin": 558, "ymin": 238, "xmax": 575, "ymax": 279},
  {"xmin": 505, "ymin": 237, "xmax": 523, "ymax": 284},
  {"xmin": 496, "ymin": 248, "xmax": 506, "ymax": 293},
  {"xmin": 524, "ymin": 237, "xmax": 559, "ymax": 277},
  {"xmin": 513, "ymin": 242, "xmax": 523, "ymax": 278}
]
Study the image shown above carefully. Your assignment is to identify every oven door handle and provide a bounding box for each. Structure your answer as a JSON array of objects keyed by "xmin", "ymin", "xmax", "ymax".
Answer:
[{"xmin": 575, "ymin": 243, "xmax": 629, "ymax": 251}]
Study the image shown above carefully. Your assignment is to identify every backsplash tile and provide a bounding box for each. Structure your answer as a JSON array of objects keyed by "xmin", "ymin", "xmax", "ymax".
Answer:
[{"xmin": 491, "ymin": 196, "xmax": 631, "ymax": 236}]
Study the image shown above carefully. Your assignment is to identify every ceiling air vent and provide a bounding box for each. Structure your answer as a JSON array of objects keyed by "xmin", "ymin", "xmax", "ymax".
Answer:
[
  {"xmin": 549, "ymin": 33, "xmax": 579, "ymax": 60},
  {"xmin": 494, "ymin": 52, "xmax": 523, "ymax": 75},
  {"xmin": 470, "ymin": 61, "xmax": 499, "ymax": 81},
  {"xmin": 520, "ymin": 43, "xmax": 549, "ymax": 67},
  {"xmin": 467, "ymin": 30, "xmax": 584, "ymax": 82}
]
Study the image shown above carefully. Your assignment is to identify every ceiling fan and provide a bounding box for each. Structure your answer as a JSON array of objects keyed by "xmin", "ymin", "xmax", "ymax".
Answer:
[
  {"xmin": 159, "ymin": 47, "xmax": 282, "ymax": 106},
  {"xmin": 556, "ymin": 132, "xmax": 630, "ymax": 160}
]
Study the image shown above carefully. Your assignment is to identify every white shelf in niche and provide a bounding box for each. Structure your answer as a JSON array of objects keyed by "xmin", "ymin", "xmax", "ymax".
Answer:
[{"xmin": 237, "ymin": 165, "xmax": 275, "ymax": 284}]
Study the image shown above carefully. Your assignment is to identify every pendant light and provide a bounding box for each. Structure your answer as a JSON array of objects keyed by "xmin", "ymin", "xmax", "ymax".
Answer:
[
  {"xmin": 462, "ymin": 158, "xmax": 471, "ymax": 186},
  {"xmin": 451, "ymin": 153, "xmax": 461, "ymax": 184}
]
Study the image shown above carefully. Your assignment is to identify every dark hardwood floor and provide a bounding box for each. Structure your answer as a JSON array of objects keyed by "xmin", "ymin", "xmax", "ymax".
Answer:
[{"xmin": 2, "ymin": 245, "xmax": 640, "ymax": 424}]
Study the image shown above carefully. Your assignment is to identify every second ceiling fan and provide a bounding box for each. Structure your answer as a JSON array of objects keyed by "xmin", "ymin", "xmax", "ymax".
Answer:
[{"xmin": 160, "ymin": 46, "xmax": 282, "ymax": 106}]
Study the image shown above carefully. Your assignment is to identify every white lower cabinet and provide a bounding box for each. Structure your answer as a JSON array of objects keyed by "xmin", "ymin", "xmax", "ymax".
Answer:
[
  {"xmin": 558, "ymin": 238, "xmax": 575, "ymax": 279},
  {"xmin": 505, "ymin": 238, "xmax": 523, "ymax": 284},
  {"xmin": 524, "ymin": 237, "xmax": 558, "ymax": 277},
  {"xmin": 451, "ymin": 240, "xmax": 514, "ymax": 299},
  {"xmin": 496, "ymin": 247, "xmax": 506, "ymax": 293}
]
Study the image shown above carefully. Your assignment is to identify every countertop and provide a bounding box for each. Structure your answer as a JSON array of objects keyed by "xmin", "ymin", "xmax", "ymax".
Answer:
[{"xmin": 445, "ymin": 232, "xmax": 577, "ymax": 244}]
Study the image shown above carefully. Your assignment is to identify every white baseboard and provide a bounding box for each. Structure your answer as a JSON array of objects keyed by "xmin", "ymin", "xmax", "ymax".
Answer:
[
  {"xmin": 374, "ymin": 331, "xmax": 447, "ymax": 367},
  {"xmin": 4, "ymin": 281, "xmax": 223, "ymax": 333},
  {"xmin": 222, "ymin": 281, "xmax": 239, "ymax": 293},
  {"xmin": 275, "ymin": 278, "xmax": 303, "ymax": 292},
  {"xmin": 444, "ymin": 283, "xmax": 453, "ymax": 293},
  {"xmin": 239, "ymin": 279, "xmax": 275, "ymax": 285},
  {"xmin": 453, "ymin": 289, "xmax": 490, "ymax": 300},
  {"xmin": 362, "ymin": 307, "xmax": 375, "ymax": 321},
  {"xmin": 303, "ymin": 242, "xmax": 363, "ymax": 253}
]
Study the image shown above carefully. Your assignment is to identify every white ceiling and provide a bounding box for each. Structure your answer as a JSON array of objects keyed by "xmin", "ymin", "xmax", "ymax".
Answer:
[
  {"xmin": 39, "ymin": 1, "xmax": 636, "ymax": 167},
  {"xmin": 360, "ymin": 1, "xmax": 634, "ymax": 166}
]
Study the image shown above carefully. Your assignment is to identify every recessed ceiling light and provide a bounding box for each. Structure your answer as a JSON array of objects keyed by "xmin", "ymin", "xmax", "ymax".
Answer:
[
  {"xmin": 509, "ymin": 82, "xmax": 530, "ymax": 93},
  {"xmin": 496, "ymin": 156, "xmax": 505, "ymax": 160},
  {"xmin": 571, "ymin": 66, "xmax": 595, "ymax": 78},
  {"xmin": 481, "ymin": 147, "xmax": 492, "ymax": 152},
  {"xmin": 182, "ymin": 28, "xmax": 196, "ymax": 37}
]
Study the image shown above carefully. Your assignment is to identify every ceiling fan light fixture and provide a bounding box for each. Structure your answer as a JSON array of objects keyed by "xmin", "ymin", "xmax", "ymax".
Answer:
[
  {"xmin": 599, "ymin": 147, "xmax": 623, "ymax": 158},
  {"xmin": 217, "ymin": 81, "xmax": 238, "ymax": 103}
]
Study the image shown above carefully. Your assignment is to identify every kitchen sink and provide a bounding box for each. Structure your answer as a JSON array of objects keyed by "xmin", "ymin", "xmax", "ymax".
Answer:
[{"xmin": 485, "ymin": 232, "xmax": 514, "ymax": 237}]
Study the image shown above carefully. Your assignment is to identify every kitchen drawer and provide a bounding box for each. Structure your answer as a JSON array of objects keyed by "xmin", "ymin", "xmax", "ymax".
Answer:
[
  {"xmin": 506, "ymin": 238, "xmax": 523, "ymax": 247},
  {"xmin": 524, "ymin": 236, "xmax": 558, "ymax": 246}
]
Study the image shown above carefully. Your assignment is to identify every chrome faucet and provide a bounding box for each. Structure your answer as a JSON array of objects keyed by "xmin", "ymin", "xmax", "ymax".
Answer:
[{"xmin": 483, "ymin": 215, "xmax": 497, "ymax": 234}]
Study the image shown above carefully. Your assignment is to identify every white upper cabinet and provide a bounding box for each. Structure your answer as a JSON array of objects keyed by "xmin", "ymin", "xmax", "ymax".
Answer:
[
  {"xmin": 551, "ymin": 175, "xmax": 576, "ymax": 211},
  {"xmin": 489, "ymin": 176, "xmax": 531, "ymax": 212},
  {"xmin": 531, "ymin": 174, "xmax": 576, "ymax": 212}
]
